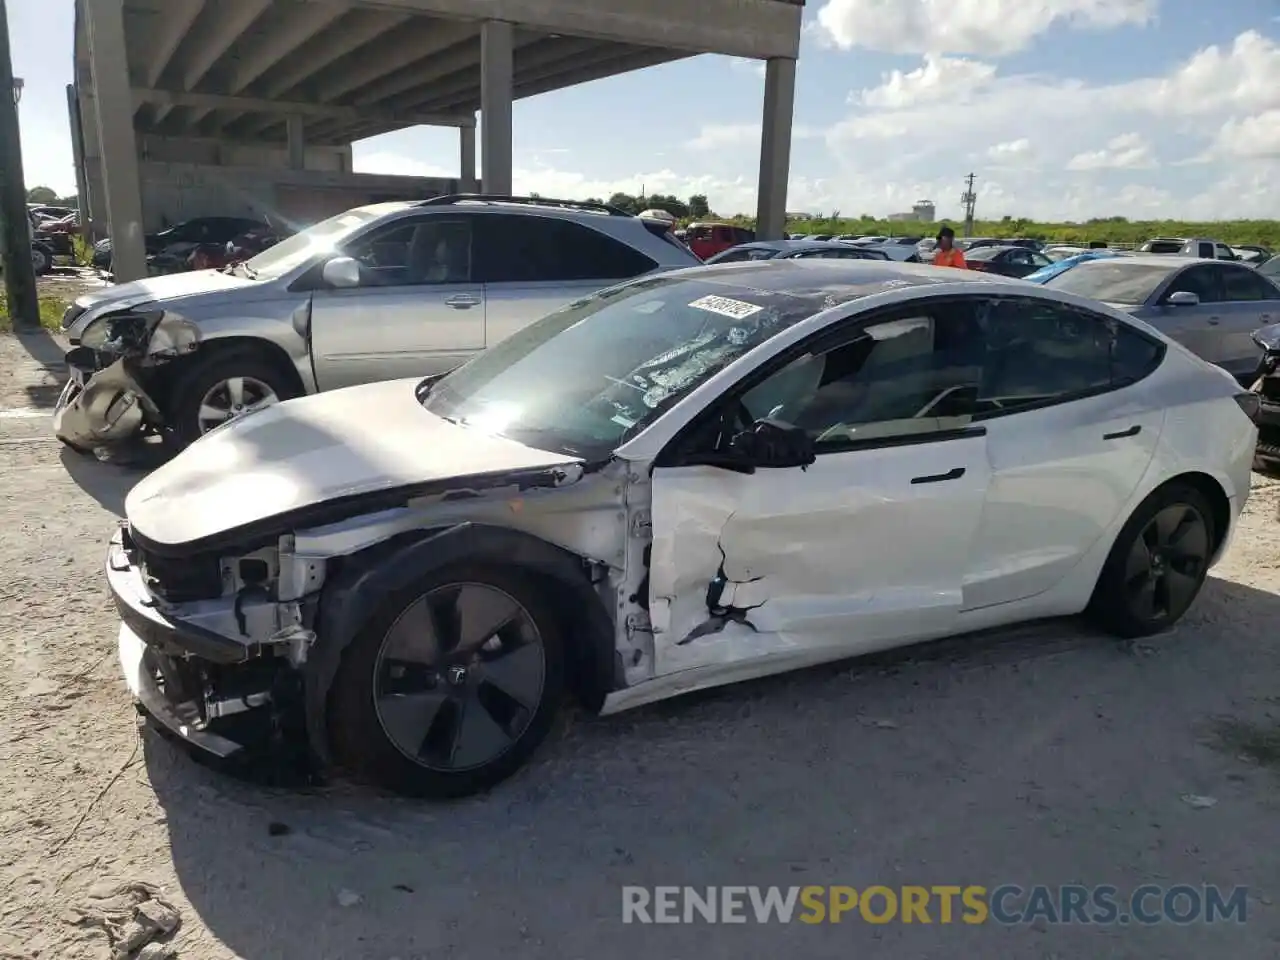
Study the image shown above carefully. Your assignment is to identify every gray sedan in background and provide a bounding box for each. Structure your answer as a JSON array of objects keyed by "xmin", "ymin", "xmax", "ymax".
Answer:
[{"xmin": 1044, "ymin": 255, "xmax": 1280, "ymax": 382}]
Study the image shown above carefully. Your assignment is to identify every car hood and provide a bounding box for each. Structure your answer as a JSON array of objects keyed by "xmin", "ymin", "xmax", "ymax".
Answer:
[
  {"xmin": 66, "ymin": 269, "xmax": 258, "ymax": 334},
  {"xmin": 125, "ymin": 378, "xmax": 585, "ymax": 548}
]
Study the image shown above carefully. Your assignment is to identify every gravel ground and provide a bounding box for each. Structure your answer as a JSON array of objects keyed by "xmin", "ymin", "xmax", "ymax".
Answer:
[{"xmin": 0, "ymin": 331, "xmax": 1278, "ymax": 959}]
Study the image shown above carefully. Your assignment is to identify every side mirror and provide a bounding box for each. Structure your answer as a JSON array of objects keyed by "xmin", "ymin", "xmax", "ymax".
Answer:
[
  {"xmin": 728, "ymin": 418, "xmax": 816, "ymax": 469},
  {"xmin": 1165, "ymin": 290, "xmax": 1200, "ymax": 307},
  {"xmin": 322, "ymin": 256, "xmax": 361, "ymax": 289}
]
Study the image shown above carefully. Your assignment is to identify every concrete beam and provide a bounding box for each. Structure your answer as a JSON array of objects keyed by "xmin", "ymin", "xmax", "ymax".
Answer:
[
  {"xmin": 85, "ymin": 0, "xmax": 146, "ymax": 280},
  {"xmin": 286, "ymin": 115, "xmax": 305, "ymax": 169},
  {"xmin": 312, "ymin": 20, "xmax": 476, "ymax": 103},
  {"xmin": 133, "ymin": 87, "xmax": 475, "ymax": 127},
  {"xmin": 299, "ymin": 0, "xmax": 803, "ymax": 59},
  {"xmin": 227, "ymin": 1, "xmax": 348, "ymax": 94},
  {"xmin": 142, "ymin": 0, "xmax": 204, "ymax": 88},
  {"xmin": 480, "ymin": 20, "xmax": 513, "ymax": 196},
  {"xmin": 259, "ymin": 8, "xmax": 409, "ymax": 99},
  {"xmin": 181, "ymin": 0, "xmax": 273, "ymax": 90},
  {"xmin": 388, "ymin": 35, "xmax": 598, "ymax": 112},
  {"xmin": 408, "ymin": 40, "xmax": 638, "ymax": 113},
  {"xmin": 350, "ymin": 30, "xmax": 531, "ymax": 107},
  {"xmin": 754, "ymin": 57, "xmax": 795, "ymax": 240}
]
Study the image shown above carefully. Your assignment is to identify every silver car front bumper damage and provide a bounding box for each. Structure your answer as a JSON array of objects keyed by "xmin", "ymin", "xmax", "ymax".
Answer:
[{"xmin": 53, "ymin": 355, "xmax": 157, "ymax": 450}]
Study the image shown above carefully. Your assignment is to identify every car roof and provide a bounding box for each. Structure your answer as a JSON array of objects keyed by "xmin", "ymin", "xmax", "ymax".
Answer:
[
  {"xmin": 738, "ymin": 239, "xmax": 865, "ymax": 252},
  {"xmin": 661, "ymin": 258, "xmax": 1009, "ymax": 311}
]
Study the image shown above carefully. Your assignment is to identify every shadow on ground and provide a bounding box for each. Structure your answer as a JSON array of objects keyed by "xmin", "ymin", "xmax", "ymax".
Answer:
[
  {"xmin": 145, "ymin": 577, "xmax": 1280, "ymax": 960},
  {"xmin": 58, "ymin": 447, "xmax": 152, "ymax": 517},
  {"xmin": 12, "ymin": 328, "xmax": 68, "ymax": 408}
]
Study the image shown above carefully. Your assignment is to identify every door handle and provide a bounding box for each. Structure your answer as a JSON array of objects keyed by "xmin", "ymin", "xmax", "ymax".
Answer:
[
  {"xmin": 1103, "ymin": 425, "xmax": 1141, "ymax": 440},
  {"xmin": 1207, "ymin": 316, "xmax": 1220, "ymax": 325},
  {"xmin": 911, "ymin": 467, "xmax": 965, "ymax": 484},
  {"xmin": 445, "ymin": 295, "xmax": 480, "ymax": 309}
]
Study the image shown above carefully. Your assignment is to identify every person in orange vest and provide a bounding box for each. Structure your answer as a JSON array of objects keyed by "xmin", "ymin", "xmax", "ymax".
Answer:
[{"xmin": 932, "ymin": 226, "xmax": 967, "ymax": 268}]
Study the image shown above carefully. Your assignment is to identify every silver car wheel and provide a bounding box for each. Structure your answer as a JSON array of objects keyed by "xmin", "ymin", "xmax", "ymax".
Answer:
[{"xmin": 196, "ymin": 376, "xmax": 279, "ymax": 434}]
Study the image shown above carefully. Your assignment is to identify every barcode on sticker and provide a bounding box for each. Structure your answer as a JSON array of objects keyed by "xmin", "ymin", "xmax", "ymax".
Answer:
[{"xmin": 687, "ymin": 295, "xmax": 763, "ymax": 319}]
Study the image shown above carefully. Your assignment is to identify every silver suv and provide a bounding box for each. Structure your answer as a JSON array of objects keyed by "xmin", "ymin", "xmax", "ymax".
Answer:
[{"xmin": 54, "ymin": 195, "xmax": 699, "ymax": 452}]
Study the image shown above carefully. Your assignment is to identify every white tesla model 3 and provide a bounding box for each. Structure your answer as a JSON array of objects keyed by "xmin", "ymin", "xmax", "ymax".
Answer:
[{"xmin": 108, "ymin": 260, "xmax": 1257, "ymax": 798}]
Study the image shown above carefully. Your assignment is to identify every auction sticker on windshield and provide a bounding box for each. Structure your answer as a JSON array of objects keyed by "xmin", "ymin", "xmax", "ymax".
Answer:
[{"xmin": 688, "ymin": 295, "xmax": 763, "ymax": 320}]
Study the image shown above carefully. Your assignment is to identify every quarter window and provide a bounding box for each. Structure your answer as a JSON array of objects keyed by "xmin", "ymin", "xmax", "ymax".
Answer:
[{"xmin": 476, "ymin": 214, "xmax": 656, "ymax": 283}]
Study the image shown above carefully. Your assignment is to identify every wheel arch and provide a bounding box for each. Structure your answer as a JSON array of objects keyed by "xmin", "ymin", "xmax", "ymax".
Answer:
[
  {"xmin": 303, "ymin": 523, "xmax": 622, "ymax": 768},
  {"xmin": 1154, "ymin": 470, "xmax": 1232, "ymax": 560},
  {"xmin": 184, "ymin": 336, "xmax": 307, "ymax": 396}
]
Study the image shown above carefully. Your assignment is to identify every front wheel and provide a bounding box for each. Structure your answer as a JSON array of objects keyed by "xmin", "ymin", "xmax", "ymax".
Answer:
[
  {"xmin": 166, "ymin": 351, "xmax": 299, "ymax": 450},
  {"xmin": 327, "ymin": 564, "xmax": 565, "ymax": 799},
  {"xmin": 1087, "ymin": 483, "xmax": 1215, "ymax": 638},
  {"xmin": 31, "ymin": 243, "xmax": 53, "ymax": 276}
]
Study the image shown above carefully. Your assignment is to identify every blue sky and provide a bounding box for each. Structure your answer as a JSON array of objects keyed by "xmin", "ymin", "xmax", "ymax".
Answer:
[{"xmin": 10, "ymin": 0, "xmax": 1280, "ymax": 221}]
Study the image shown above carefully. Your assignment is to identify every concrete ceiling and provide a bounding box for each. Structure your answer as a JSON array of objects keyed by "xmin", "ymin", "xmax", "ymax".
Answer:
[{"xmin": 82, "ymin": 0, "xmax": 803, "ymax": 147}]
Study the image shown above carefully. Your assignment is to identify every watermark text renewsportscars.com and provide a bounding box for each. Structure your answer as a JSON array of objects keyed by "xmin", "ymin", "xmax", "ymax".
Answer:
[{"xmin": 621, "ymin": 885, "xmax": 1248, "ymax": 926}]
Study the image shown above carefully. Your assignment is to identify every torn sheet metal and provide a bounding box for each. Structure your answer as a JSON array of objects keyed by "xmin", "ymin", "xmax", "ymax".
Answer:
[{"xmin": 647, "ymin": 443, "xmax": 989, "ymax": 677}]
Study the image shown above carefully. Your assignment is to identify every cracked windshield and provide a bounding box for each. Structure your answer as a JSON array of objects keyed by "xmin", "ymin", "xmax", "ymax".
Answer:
[{"xmin": 423, "ymin": 278, "xmax": 816, "ymax": 456}]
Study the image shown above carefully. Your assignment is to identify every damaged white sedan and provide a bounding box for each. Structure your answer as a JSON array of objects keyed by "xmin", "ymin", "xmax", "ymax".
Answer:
[{"xmin": 108, "ymin": 260, "xmax": 1257, "ymax": 798}]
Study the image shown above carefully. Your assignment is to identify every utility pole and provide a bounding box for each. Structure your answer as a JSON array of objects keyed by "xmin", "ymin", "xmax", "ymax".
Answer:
[
  {"xmin": 0, "ymin": 0, "xmax": 39, "ymax": 330},
  {"xmin": 960, "ymin": 172, "xmax": 977, "ymax": 238}
]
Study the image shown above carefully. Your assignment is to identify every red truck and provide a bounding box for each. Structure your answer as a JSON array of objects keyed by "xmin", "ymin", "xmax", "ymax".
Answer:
[{"xmin": 686, "ymin": 222, "xmax": 755, "ymax": 261}]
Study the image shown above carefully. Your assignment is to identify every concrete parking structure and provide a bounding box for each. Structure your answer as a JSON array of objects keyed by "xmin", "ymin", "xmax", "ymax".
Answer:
[{"xmin": 72, "ymin": 0, "xmax": 805, "ymax": 279}]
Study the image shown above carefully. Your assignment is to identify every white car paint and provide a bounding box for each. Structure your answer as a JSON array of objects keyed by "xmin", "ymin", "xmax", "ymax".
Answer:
[
  {"xmin": 117, "ymin": 264, "xmax": 1257, "ymax": 726},
  {"xmin": 124, "ymin": 378, "xmax": 582, "ymax": 547}
]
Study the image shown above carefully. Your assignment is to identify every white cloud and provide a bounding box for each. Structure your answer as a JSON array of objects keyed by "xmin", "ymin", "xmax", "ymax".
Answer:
[
  {"xmin": 987, "ymin": 138, "xmax": 1033, "ymax": 161},
  {"xmin": 857, "ymin": 55, "xmax": 996, "ymax": 108},
  {"xmin": 815, "ymin": 0, "xmax": 1155, "ymax": 55},
  {"xmin": 1066, "ymin": 133, "xmax": 1156, "ymax": 170},
  {"xmin": 688, "ymin": 122, "xmax": 820, "ymax": 150},
  {"xmin": 728, "ymin": 57, "xmax": 767, "ymax": 79},
  {"xmin": 1208, "ymin": 110, "xmax": 1280, "ymax": 159}
]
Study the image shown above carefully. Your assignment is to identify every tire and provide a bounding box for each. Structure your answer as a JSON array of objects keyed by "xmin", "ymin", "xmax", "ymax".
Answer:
[
  {"xmin": 1086, "ymin": 483, "xmax": 1216, "ymax": 639},
  {"xmin": 327, "ymin": 563, "xmax": 566, "ymax": 799},
  {"xmin": 31, "ymin": 243, "xmax": 52, "ymax": 275},
  {"xmin": 166, "ymin": 349, "xmax": 300, "ymax": 451}
]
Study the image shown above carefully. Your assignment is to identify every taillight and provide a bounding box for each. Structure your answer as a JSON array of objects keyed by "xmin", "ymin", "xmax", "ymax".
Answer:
[{"xmin": 1234, "ymin": 392, "xmax": 1262, "ymax": 421}]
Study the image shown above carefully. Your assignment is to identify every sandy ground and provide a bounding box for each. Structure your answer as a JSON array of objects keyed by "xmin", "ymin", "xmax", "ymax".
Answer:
[{"xmin": 0, "ymin": 330, "xmax": 1278, "ymax": 959}]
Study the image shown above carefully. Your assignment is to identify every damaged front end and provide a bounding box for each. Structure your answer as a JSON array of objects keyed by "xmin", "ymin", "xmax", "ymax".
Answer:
[
  {"xmin": 53, "ymin": 310, "xmax": 200, "ymax": 451},
  {"xmin": 109, "ymin": 522, "xmax": 318, "ymax": 779}
]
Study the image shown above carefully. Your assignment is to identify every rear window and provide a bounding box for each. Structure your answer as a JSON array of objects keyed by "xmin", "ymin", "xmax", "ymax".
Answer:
[
  {"xmin": 1142, "ymin": 240, "xmax": 1183, "ymax": 254},
  {"xmin": 1044, "ymin": 262, "xmax": 1174, "ymax": 305}
]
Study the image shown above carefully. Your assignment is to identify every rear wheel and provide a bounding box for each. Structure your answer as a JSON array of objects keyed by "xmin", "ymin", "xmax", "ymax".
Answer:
[
  {"xmin": 1087, "ymin": 483, "xmax": 1215, "ymax": 638},
  {"xmin": 31, "ymin": 243, "xmax": 52, "ymax": 275},
  {"xmin": 166, "ymin": 350, "xmax": 299, "ymax": 450},
  {"xmin": 327, "ymin": 564, "xmax": 565, "ymax": 798}
]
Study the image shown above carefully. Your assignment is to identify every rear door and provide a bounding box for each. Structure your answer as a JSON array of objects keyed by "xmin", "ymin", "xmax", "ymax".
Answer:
[
  {"xmin": 475, "ymin": 213, "xmax": 659, "ymax": 348},
  {"xmin": 1214, "ymin": 265, "xmax": 1280, "ymax": 380},
  {"xmin": 309, "ymin": 214, "xmax": 485, "ymax": 390},
  {"xmin": 963, "ymin": 297, "xmax": 1166, "ymax": 609}
]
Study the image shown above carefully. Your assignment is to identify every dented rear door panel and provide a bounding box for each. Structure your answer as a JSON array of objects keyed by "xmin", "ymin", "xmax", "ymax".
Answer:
[{"xmin": 646, "ymin": 432, "xmax": 992, "ymax": 678}]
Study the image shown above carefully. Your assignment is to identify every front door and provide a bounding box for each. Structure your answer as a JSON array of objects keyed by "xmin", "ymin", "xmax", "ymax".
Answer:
[
  {"xmin": 1214, "ymin": 265, "xmax": 1280, "ymax": 382},
  {"xmin": 309, "ymin": 215, "xmax": 485, "ymax": 391},
  {"xmin": 646, "ymin": 301, "xmax": 994, "ymax": 678},
  {"xmin": 1151, "ymin": 263, "xmax": 1224, "ymax": 367}
]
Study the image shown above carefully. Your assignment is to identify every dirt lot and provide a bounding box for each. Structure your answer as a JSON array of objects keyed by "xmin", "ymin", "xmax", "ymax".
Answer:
[{"xmin": 0, "ymin": 330, "xmax": 1278, "ymax": 959}]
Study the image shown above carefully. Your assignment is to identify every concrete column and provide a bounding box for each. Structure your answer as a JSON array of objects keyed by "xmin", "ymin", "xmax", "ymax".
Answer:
[
  {"xmin": 65, "ymin": 84, "xmax": 91, "ymax": 232},
  {"xmin": 754, "ymin": 57, "xmax": 796, "ymax": 241},
  {"xmin": 84, "ymin": 0, "xmax": 146, "ymax": 280},
  {"xmin": 479, "ymin": 20, "xmax": 513, "ymax": 196},
  {"xmin": 286, "ymin": 115, "xmax": 305, "ymax": 170},
  {"xmin": 459, "ymin": 120, "xmax": 477, "ymax": 191}
]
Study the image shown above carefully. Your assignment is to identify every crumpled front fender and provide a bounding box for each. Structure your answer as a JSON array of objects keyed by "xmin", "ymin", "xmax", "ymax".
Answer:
[{"xmin": 52, "ymin": 358, "xmax": 159, "ymax": 449}]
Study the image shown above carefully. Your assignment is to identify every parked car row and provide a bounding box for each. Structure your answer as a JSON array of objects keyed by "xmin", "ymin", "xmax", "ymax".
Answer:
[{"xmin": 54, "ymin": 195, "xmax": 1275, "ymax": 802}]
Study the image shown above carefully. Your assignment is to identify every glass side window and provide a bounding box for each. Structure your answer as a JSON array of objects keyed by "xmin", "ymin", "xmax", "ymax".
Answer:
[
  {"xmin": 342, "ymin": 217, "xmax": 472, "ymax": 286},
  {"xmin": 1221, "ymin": 267, "xmax": 1279, "ymax": 302},
  {"xmin": 477, "ymin": 214, "xmax": 656, "ymax": 283},
  {"xmin": 735, "ymin": 297, "xmax": 1161, "ymax": 451},
  {"xmin": 1166, "ymin": 266, "xmax": 1221, "ymax": 303}
]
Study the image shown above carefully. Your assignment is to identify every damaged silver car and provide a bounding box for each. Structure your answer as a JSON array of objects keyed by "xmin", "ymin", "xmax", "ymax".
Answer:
[
  {"xmin": 109, "ymin": 260, "xmax": 1254, "ymax": 798},
  {"xmin": 55, "ymin": 194, "xmax": 698, "ymax": 454}
]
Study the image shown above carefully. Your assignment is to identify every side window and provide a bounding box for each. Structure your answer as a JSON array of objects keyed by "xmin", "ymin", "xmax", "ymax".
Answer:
[
  {"xmin": 976, "ymin": 299, "xmax": 1120, "ymax": 412},
  {"xmin": 1166, "ymin": 265, "xmax": 1221, "ymax": 303},
  {"xmin": 1221, "ymin": 267, "xmax": 1279, "ymax": 301},
  {"xmin": 1215, "ymin": 244, "xmax": 1234, "ymax": 260},
  {"xmin": 739, "ymin": 302, "xmax": 987, "ymax": 448},
  {"xmin": 1197, "ymin": 242, "xmax": 1215, "ymax": 259},
  {"xmin": 1030, "ymin": 252, "xmax": 1053, "ymax": 268},
  {"xmin": 1006, "ymin": 249, "xmax": 1032, "ymax": 265},
  {"xmin": 476, "ymin": 215, "xmax": 655, "ymax": 283},
  {"xmin": 712, "ymin": 248, "xmax": 756, "ymax": 263},
  {"xmin": 343, "ymin": 217, "xmax": 472, "ymax": 286}
]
